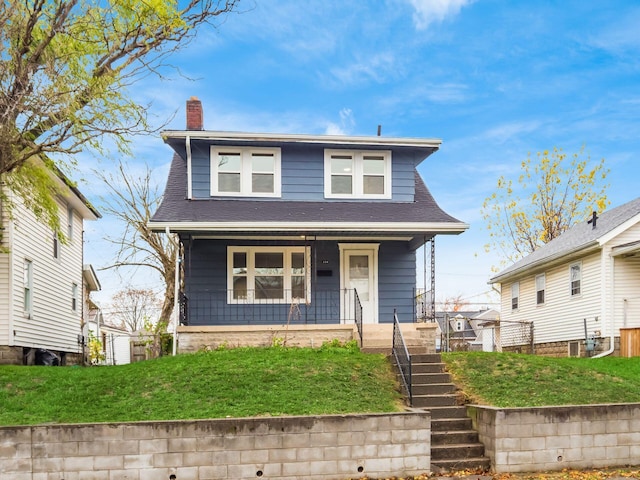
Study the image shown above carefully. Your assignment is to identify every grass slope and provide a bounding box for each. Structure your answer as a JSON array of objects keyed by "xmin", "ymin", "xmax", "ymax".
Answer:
[
  {"xmin": 0, "ymin": 345, "xmax": 402, "ymax": 426},
  {"xmin": 443, "ymin": 352, "xmax": 640, "ymax": 407}
]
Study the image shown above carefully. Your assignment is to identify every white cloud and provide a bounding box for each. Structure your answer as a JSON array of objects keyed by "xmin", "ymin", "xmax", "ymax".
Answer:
[
  {"xmin": 409, "ymin": 0, "xmax": 474, "ymax": 30},
  {"xmin": 324, "ymin": 108, "xmax": 355, "ymax": 135},
  {"xmin": 327, "ymin": 52, "xmax": 401, "ymax": 87}
]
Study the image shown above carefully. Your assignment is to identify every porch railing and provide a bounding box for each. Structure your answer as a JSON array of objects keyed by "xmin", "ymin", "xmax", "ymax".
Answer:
[
  {"xmin": 392, "ymin": 309, "xmax": 412, "ymax": 405},
  {"xmin": 353, "ymin": 289, "xmax": 363, "ymax": 346},
  {"xmin": 414, "ymin": 288, "xmax": 435, "ymax": 322},
  {"xmin": 179, "ymin": 289, "xmax": 361, "ymax": 326}
]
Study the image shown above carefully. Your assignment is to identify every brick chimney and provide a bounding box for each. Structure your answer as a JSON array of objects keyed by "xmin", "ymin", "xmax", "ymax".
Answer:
[{"xmin": 186, "ymin": 96, "xmax": 203, "ymax": 130}]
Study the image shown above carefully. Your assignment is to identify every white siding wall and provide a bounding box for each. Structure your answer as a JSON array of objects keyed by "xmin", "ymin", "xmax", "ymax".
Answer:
[
  {"xmin": 0, "ymin": 229, "xmax": 10, "ymax": 345},
  {"xmin": 608, "ymin": 223, "xmax": 640, "ymax": 334},
  {"xmin": 9, "ymin": 196, "xmax": 84, "ymax": 354},
  {"xmin": 500, "ymin": 252, "xmax": 603, "ymax": 344}
]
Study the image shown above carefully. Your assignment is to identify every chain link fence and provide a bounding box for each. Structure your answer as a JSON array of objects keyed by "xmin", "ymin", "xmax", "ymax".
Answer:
[{"xmin": 439, "ymin": 318, "xmax": 535, "ymax": 354}]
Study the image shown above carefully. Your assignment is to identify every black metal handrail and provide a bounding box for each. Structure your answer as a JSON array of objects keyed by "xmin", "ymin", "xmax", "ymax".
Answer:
[
  {"xmin": 353, "ymin": 289, "xmax": 363, "ymax": 346},
  {"xmin": 179, "ymin": 289, "xmax": 359, "ymax": 326},
  {"xmin": 392, "ymin": 309, "xmax": 412, "ymax": 405}
]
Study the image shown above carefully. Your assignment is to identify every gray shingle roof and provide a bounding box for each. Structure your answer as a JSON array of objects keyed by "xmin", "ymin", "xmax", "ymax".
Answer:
[
  {"xmin": 150, "ymin": 153, "xmax": 466, "ymax": 235},
  {"xmin": 490, "ymin": 197, "xmax": 640, "ymax": 283}
]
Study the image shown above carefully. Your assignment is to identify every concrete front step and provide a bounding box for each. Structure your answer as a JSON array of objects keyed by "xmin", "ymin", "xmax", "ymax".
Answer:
[
  {"xmin": 431, "ymin": 457, "xmax": 492, "ymax": 474},
  {"xmin": 411, "ymin": 372, "xmax": 452, "ymax": 384},
  {"xmin": 432, "ymin": 443, "xmax": 487, "ymax": 461},
  {"xmin": 432, "ymin": 430, "xmax": 481, "ymax": 445},
  {"xmin": 427, "ymin": 405, "xmax": 470, "ymax": 419},
  {"xmin": 411, "ymin": 394, "xmax": 459, "ymax": 408},
  {"xmin": 431, "ymin": 417, "xmax": 473, "ymax": 432},
  {"xmin": 412, "ymin": 382, "xmax": 457, "ymax": 396}
]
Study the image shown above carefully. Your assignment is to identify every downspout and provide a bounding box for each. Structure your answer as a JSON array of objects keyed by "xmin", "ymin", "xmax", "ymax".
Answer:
[
  {"xmin": 166, "ymin": 226, "xmax": 181, "ymax": 356},
  {"xmin": 593, "ymin": 249, "xmax": 615, "ymax": 358},
  {"xmin": 186, "ymin": 135, "xmax": 193, "ymax": 200}
]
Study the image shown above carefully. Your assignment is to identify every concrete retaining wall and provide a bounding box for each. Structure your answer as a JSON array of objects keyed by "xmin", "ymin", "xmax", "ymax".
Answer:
[
  {"xmin": 469, "ymin": 403, "xmax": 640, "ymax": 473},
  {"xmin": 177, "ymin": 325, "xmax": 357, "ymax": 352},
  {"xmin": 0, "ymin": 412, "xmax": 431, "ymax": 480}
]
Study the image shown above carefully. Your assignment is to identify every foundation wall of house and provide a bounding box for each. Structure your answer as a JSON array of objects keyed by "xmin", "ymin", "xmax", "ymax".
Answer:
[
  {"xmin": 510, "ymin": 337, "xmax": 620, "ymax": 358},
  {"xmin": 470, "ymin": 403, "xmax": 640, "ymax": 473},
  {"xmin": 177, "ymin": 325, "xmax": 358, "ymax": 352},
  {"xmin": 1, "ymin": 413, "xmax": 431, "ymax": 480},
  {"xmin": 0, "ymin": 346, "xmax": 83, "ymax": 366}
]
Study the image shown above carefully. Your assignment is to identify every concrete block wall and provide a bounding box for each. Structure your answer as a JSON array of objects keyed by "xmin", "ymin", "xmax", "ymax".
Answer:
[
  {"xmin": 177, "ymin": 325, "xmax": 357, "ymax": 352},
  {"xmin": 469, "ymin": 404, "xmax": 640, "ymax": 473},
  {"xmin": 0, "ymin": 412, "xmax": 431, "ymax": 480},
  {"xmin": 0, "ymin": 345, "xmax": 22, "ymax": 365}
]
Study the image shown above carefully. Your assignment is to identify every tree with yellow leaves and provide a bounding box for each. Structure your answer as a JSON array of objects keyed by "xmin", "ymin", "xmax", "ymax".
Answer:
[{"xmin": 481, "ymin": 147, "xmax": 609, "ymax": 266}]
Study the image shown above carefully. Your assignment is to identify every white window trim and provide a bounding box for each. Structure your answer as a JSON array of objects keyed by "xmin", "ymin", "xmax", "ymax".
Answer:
[
  {"xmin": 511, "ymin": 282, "xmax": 519, "ymax": 310},
  {"xmin": 570, "ymin": 262, "xmax": 582, "ymax": 297},
  {"xmin": 210, "ymin": 146, "xmax": 281, "ymax": 197},
  {"xmin": 535, "ymin": 273, "xmax": 546, "ymax": 305},
  {"xmin": 53, "ymin": 231, "xmax": 60, "ymax": 260},
  {"xmin": 71, "ymin": 283, "xmax": 78, "ymax": 312},
  {"xmin": 324, "ymin": 149, "xmax": 392, "ymax": 199},
  {"xmin": 67, "ymin": 206, "xmax": 74, "ymax": 242},
  {"xmin": 24, "ymin": 259, "xmax": 33, "ymax": 318},
  {"xmin": 227, "ymin": 246, "xmax": 311, "ymax": 304}
]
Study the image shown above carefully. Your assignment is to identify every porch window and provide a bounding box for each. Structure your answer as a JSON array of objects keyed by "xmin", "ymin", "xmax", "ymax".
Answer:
[
  {"xmin": 511, "ymin": 282, "xmax": 519, "ymax": 310},
  {"xmin": 211, "ymin": 147, "xmax": 281, "ymax": 197},
  {"xmin": 536, "ymin": 274, "xmax": 545, "ymax": 304},
  {"xmin": 324, "ymin": 149, "xmax": 391, "ymax": 199},
  {"xmin": 570, "ymin": 263, "xmax": 581, "ymax": 296},
  {"xmin": 228, "ymin": 247, "xmax": 310, "ymax": 303}
]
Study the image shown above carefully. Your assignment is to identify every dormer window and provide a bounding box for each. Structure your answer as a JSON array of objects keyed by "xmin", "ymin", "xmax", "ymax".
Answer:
[
  {"xmin": 211, "ymin": 147, "xmax": 281, "ymax": 197},
  {"xmin": 324, "ymin": 149, "xmax": 391, "ymax": 199}
]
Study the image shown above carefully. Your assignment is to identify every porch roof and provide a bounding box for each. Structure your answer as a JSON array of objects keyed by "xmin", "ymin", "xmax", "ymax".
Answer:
[{"xmin": 149, "ymin": 154, "xmax": 468, "ymax": 241}]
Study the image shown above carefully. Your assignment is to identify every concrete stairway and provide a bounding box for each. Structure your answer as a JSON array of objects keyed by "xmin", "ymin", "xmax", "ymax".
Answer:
[
  {"xmin": 410, "ymin": 353, "xmax": 491, "ymax": 474},
  {"xmin": 360, "ymin": 323, "xmax": 429, "ymax": 353}
]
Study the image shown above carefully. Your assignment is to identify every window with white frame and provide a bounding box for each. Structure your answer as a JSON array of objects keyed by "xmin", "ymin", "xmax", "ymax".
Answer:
[
  {"xmin": 211, "ymin": 147, "xmax": 281, "ymax": 197},
  {"xmin": 511, "ymin": 282, "xmax": 519, "ymax": 310},
  {"xmin": 71, "ymin": 283, "xmax": 78, "ymax": 311},
  {"xmin": 324, "ymin": 149, "xmax": 392, "ymax": 199},
  {"xmin": 228, "ymin": 246, "xmax": 309, "ymax": 303},
  {"xmin": 53, "ymin": 231, "xmax": 60, "ymax": 259},
  {"xmin": 24, "ymin": 259, "xmax": 33, "ymax": 317},
  {"xmin": 570, "ymin": 263, "xmax": 581, "ymax": 296},
  {"xmin": 536, "ymin": 273, "xmax": 545, "ymax": 305}
]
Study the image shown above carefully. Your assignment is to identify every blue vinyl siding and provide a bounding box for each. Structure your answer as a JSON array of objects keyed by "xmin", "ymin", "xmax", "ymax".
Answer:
[
  {"xmin": 181, "ymin": 238, "xmax": 416, "ymax": 326},
  {"xmin": 188, "ymin": 139, "xmax": 420, "ymax": 202}
]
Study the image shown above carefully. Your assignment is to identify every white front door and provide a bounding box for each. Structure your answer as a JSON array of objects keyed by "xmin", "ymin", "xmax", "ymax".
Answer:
[{"xmin": 339, "ymin": 244, "xmax": 379, "ymax": 324}]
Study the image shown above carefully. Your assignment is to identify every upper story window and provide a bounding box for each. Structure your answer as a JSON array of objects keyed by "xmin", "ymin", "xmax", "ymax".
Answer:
[
  {"xmin": 71, "ymin": 283, "xmax": 78, "ymax": 311},
  {"xmin": 53, "ymin": 231, "xmax": 60, "ymax": 260},
  {"xmin": 324, "ymin": 149, "xmax": 392, "ymax": 199},
  {"xmin": 211, "ymin": 147, "xmax": 281, "ymax": 197},
  {"xmin": 511, "ymin": 282, "xmax": 519, "ymax": 310},
  {"xmin": 570, "ymin": 263, "xmax": 581, "ymax": 296},
  {"xmin": 67, "ymin": 207, "xmax": 74, "ymax": 242},
  {"xmin": 536, "ymin": 273, "xmax": 545, "ymax": 305}
]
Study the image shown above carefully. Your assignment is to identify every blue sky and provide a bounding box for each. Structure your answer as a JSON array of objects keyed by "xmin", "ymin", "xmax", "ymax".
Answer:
[{"xmin": 81, "ymin": 0, "xmax": 640, "ymax": 311}]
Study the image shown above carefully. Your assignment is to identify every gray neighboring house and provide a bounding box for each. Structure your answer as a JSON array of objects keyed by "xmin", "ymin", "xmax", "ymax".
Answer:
[
  {"xmin": 149, "ymin": 98, "xmax": 468, "ymax": 330},
  {"xmin": 489, "ymin": 197, "xmax": 640, "ymax": 357}
]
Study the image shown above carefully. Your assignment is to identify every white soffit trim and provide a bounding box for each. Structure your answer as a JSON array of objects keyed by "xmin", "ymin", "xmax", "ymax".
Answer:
[
  {"xmin": 162, "ymin": 130, "xmax": 442, "ymax": 149},
  {"xmin": 149, "ymin": 221, "xmax": 469, "ymax": 233},
  {"xmin": 611, "ymin": 241, "xmax": 640, "ymax": 257},
  {"xmin": 598, "ymin": 212, "xmax": 640, "ymax": 246}
]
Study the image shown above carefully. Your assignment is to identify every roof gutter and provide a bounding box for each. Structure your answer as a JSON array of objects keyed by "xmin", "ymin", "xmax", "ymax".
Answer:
[
  {"xmin": 161, "ymin": 130, "xmax": 442, "ymax": 149},
  {"xmin": 148, "ymin": 220, "xmax": 469, "ymax": 234}
]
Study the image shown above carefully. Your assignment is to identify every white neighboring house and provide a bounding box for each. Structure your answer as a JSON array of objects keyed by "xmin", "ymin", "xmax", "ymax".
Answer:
[
  {"xmin": 0, "ymin": 173, "xmax": 100, "ymax": 365},
  {"xmin": 489, "ymin": 198, "xmax": 640, "ymax": 357},
  {"xmin": 85, "ymin": 313, "xmax": 131, "ymax": 366}
]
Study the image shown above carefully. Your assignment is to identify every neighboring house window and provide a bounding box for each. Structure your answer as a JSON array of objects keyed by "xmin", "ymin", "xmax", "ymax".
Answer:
[
  {"xmin": 570, "ymin": 263, "xmax": 581, "ymax": 296},
  {"xmin": 210, "ymin": 147, "xmax": 281, "ymax": 197},
  {"xmin": 511, "ymin": 282, "xmax": 519, "ymax": 310},
  {"xmin": 228, "ymin": 246, "xmax": 309, "ymax": 303},
  {"xmin": 536, "ymin": 274, "xmax": 545, "ymax": 304},
  {"xmin": 53, "ymin": 231, "xmax": 60, "ymax": 259},
  {"xmin": 67, "ymin": 207, "xmax": 74, "ymax": 242},
  {"xmin": 71, "ymin": 283, "xmax": 78, "ymax": 311},
  {"xmin": 324, "ymin": 149, "xmax": 392, "ymax": 199},
  {"xmin": 24, "ymin": 260, "xmax": 33, "ymax": 317}
]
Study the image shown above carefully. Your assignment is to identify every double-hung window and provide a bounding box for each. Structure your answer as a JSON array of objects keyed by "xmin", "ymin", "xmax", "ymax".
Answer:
[
  {"xmin": 511, "ymin": 282, "xmax": 519, "ymax": 310},
  {"xmin": 24, "ymin": 259, "xmax": 33, "ymax": 317},
  {"xmin": 536, "ymin": 274, "xmax": 545, "ymax": 305},
  {"xmin": 71, "ymin": 283, "xmax": 78, "ymax": 312},
  {"xmin": 67, "ymin": 207, "xmax": 74, "ymax": 242},
  {"xmin": 570, "ymin": 263, "xmax": 581, "ymax": 296},
  {"xmin": 324, "ymin": 150, "xmax": 391, "ymax": 199},
  {"xmin": 211, "ymin": 147, "xmax": 281, "ymax": 197},
  {"xmin": 228, "ymin": 246, "xmax": 309, "ymax": 303}
]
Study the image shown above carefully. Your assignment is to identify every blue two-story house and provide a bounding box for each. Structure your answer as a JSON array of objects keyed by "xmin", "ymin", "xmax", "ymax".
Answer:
[{"xmin": 150, "ymin": 98, "xmax": 467, "ymax": 336}]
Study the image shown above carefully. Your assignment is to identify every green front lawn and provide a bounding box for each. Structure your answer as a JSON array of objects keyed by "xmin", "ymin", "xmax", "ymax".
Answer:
[
  {"xmin": 0, "ymin": 343, "xmax": 403, "ymax": 426},
  {"xmin": 443, "ymin": 351, "xmax": 640, "ymax": 407}
]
